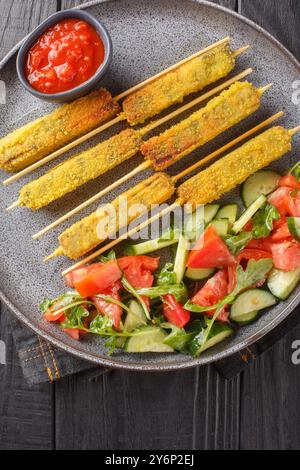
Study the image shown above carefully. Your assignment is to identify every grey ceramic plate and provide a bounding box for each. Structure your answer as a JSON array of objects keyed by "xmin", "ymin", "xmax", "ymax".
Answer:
[{"xmin": 1, "ymin": 0, "xmax": 300, "ymax": 371}]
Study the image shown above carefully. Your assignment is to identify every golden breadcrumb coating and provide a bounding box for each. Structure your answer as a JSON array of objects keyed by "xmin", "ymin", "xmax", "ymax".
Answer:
[
  {"xmin": 177, "ymin": 126, "xmax": 292, "ymax": 207},
  {"xmin": 122, "ymin": 43, "xmax": 235, "ymax": 126},
  {"xmin": 0, "ymin": 89, "xmax": 120, "ymax": 172}
]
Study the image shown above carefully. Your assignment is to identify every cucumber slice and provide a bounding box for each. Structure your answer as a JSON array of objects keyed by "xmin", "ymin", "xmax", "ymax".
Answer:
[
  {"xmin": 124, "ymin": 229, "xmax": 180, "ymax": 255},
  {"xmin": 230, "ymin": 310, "xmax": 260, "ymax": 325},
  {"xmin": 204, "ymin": 204, "xmax": 220, "ymax": 224},
  {"xmin": 230, "ymin": 289, "xmax": 276, "ymax": 322},
  {"xmin": 232, "ymin": 195, "xmax": 266, "ymax": 234},
  {"xmin": 209, "ymin": 219, "xmax": 229, "ymax": 237},
  {"xmin": 242, "ymin": 170, "xmax": 281, "ymax": 208},
  {"xmin": 125, "ymin": 327, "xmax": 174, "ymax": 353},
  {"xmin": 184, "ymin": 205, "xmax": 220, "ymax": 242},
  {"xmin": 216, "ymin": 204, "xmax": 239, "ymax": 224},
  {"xmin": 124, "ymin": 300, "xmax": 147, "ymax": 332},
  {"xmin": 268, "ymin": 268, "xmax": 300, "ymax": 300},
  {"xmin": 185, "ymin": 267, "xmax": 215, "ymax": 281},
  {"xmin": 287, "ymin": 217, "xmax": 300, "ymax": 241},
  {"xmin": 174, "ymin": 234, "xmax": 190, "ymax": 283},
  {"xmin": 184, "ymin": 210, "xmax": 204, "ymax": 242},
  {"xmin": 189, "ymin": 322, "xmax": 233, "ymax": 356}
]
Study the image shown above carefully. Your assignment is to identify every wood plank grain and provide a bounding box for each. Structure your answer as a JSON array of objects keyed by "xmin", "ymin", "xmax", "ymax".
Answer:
[
  {"xmin": 55, "ymin": 365, "xmax": 240, "ymax": 450},
  {"xmin": 240, "ymin": 0, "xmax": 300, "ymax": 57},
  {"xmin": 240, "ymin": 326, "xmax": 300, "ymax": 449},
  {"xmin": 0, "ymin": 0, "xmax": 57, "ymax": 60},
  {"xmin": 61, "ymin": 0, "xmax": 85, "ymax": 8},
  {"xmin": 0, "ymin": 303, "xmax": 54, "ymax": 450},
  {"xmin": 211, "ymin": 0, "xmax": 237, "ymax": 9}
]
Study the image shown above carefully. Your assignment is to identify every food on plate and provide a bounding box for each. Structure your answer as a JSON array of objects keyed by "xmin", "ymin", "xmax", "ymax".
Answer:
[
  {"xmin": 41, "ymin": 161, "xmax": 300, "ymax": 357},
  {"xmin": 49, "ymin": 173, "xmax": 175, "ymax": 259},
  {"xmin": 177, "ymin": 126, "xmax": 291, "ymax": 208},
  {"xmin": 14, "ymin": 80, "xmax": 261, "ymax": 210},
  {"xmin": 0, "ymin": 89, "xmax": 119, "ymax": 171},
  {"xmin": 49, "ymin": 124, "xmax": 293, "ymax": 263},
  {"xmin": 140, "ymin": 81, "xmax": 261, "ymax": 170},
  {"xmin": 25, "ymin": 18, "xmax": 106, "ymax": 94},
  {"xmin": 18, "ymin": 129, "xmax": 142, "ymax": 210},
  {"xmin": 122, "ymin": 42, "xmax": 235, "ymax": 125}
]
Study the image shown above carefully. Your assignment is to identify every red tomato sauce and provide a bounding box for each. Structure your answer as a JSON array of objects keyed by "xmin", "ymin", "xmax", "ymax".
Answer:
[{"xmin": 25, "ymin": 18, "xmax": 105, "ymax": 94}]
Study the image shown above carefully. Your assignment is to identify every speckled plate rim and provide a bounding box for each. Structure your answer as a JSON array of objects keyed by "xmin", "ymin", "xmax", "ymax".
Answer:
[{"xmin": 1, "ymin": 0, "xmax": 300, "ymax": 372}]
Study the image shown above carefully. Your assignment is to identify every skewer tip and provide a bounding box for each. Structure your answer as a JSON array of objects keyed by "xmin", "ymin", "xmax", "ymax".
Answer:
[
  {"xmin": 232, "ymin": 44, "xmax": 251, "ymax": 58},
  {"xmin": 289, "ymin": 125, "xmax": 300, "ymax": 136},
  {"xmin": 6, "ymin": 200, "xmax": 20, "ymax": 211},
  {"xmin": 44, "ymin": 247, "xmax": 63, "ymax": 262},
  {"xmin": 259, "ymin": 83, "xmax": 273, "ymax": 95}
]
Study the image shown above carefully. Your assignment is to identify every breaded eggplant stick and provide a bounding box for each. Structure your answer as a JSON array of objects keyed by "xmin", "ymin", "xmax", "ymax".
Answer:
[
  {"xmin": 0, "ymin": 89, "xmax": 120, "ymax": 172},
  {"xmin": 177, "ymin": 126, "xmax": 292, "ymax": 207},
  {"xmin": 61, "ymin": 125, "xmax": 295, "ymax": 271},
  {"xmin": 19, "ymin": 129, "xmax": 142, "ymax": 210},
  {"xmin": 46, "ymin": 173, "xmax": 175, "ymax": 260},
  {"xmin": 11, "ymin": 78, "xmax": 260, "ymax": 211},
  {"xmin": 3, "ymin": 40, "xmax": 249, "ymax": 185},
  {"xmin": 141, "ymin": 82, "xmax": 261, "ymax": 170},
  {"xmin": 122, "ymin": 42, "xmax": 235, "ymax": 125}
]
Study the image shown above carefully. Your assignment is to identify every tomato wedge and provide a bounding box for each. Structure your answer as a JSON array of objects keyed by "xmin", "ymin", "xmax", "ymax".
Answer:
[
  {"xmin": 73, "ymin": 261, "xmax": 122, "ymax": 297},
  {"xmin": 91, "ymin": 282, "xmax": 122, "ymax": 329},
  {"xmin": 118, "ymin": 256, "xmax": 159, "ymax": 289},
  {"xmin": 187, "ymin": 226, "xmax": 236, "ymax": 269},
  {"xmin": 62, "ymin": 328, "xmax": 80, "ymax": 341},
  {"xmin": 65, "ymin": 263, "xmax": 104, "ymax": 288},
  {"xmin": 278, "ymin": 175, "xmax": 300, "ymax": 189},
  {"xmin": 191, "ymin": 270, "xmax": 229, "ymax": 322},
  {"xmin": 163, "ymin": 294, "xmax": 190, "ymax": 328},
  {"xmin": 237, "ymin": 249, "xmax": 272, "ymax": 262},
  {"xmin": 271, "ymin": 240, "xmax": 300, "ymax": 271},
  {"xmin": 269, "ymin": 187, "xmax": 293, "ymax": 217},
  {"xmin": 270, "ymin": 222, "xmax": 291, "ymax": 242}
]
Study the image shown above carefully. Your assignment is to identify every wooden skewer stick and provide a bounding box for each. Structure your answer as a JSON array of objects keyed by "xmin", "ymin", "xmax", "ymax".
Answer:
[
  {"xmin": 62, "ymin": 115, "xmax": 298, "ymax": 276},
  {"xmin": 114, "ymin": 36, "xmax": 231, "ymax": 101},
  {"xmin": 61, "ymin": 201, "xmax": 182, "ymax": 276},
  {"xmin": 30, "ymin": 69, "xmax": 254, "ymax": 233},
  {"xmin": 3, "ymin": 39, "xmax": 250, "ymax": 187},
  {"xmin": 289, "ymin": 125, "xmax": 300, "ymax": 136}
]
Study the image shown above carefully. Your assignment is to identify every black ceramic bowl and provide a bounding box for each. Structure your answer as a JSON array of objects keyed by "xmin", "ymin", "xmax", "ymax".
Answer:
[{"xmin": 16, "ymin": 9, "xmax": 113, "ymax": 102}]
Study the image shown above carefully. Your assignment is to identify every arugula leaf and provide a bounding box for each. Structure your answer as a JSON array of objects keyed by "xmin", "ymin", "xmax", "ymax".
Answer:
[
  {"xmin": 157, "ymin": 262, "xmax": 177, "ymax": 286},
  {"xmin": 89, "ymin": 314, "xmax": 115, "ymax": 335},
  {"xmin": 224, "ymin": 232, "xmax": 253, "ymax": 255},
  {"xmin": 60, "ymin": 304, "xmax": 90, "ymax": 330},
  {"xmin": 40, "ymin": 298, "xmax": 53, "ymax": 313},
  {"xmin": 161, "ymin": 320, "xmax": 203, "ymax": 352},
  {"xmin": 185, "ymin": 258, "xmax": 273, "ymax": 313},
  {"xmin": 252, "ymin": 203, "xmax": 279, "ymax": 239},
  {"xmin": 137, "ymin": 283, "xmax": 188, "ymax": 303},
  {"xmin": 289, "ymin": 162, "xmax": 300, "ymax": 181},
  {"xmin": 99, "ymin": 249, "xmax": 116, "ymax": 263},
  {"xmin": 121, "ymin": 277, "xmax": 151, "ymax": 320}
]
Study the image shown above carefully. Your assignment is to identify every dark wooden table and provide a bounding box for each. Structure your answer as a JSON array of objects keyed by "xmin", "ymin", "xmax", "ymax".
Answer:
[{"xmin": 0, "ymin": 0, "xmax": 300, "ymax": 451}]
